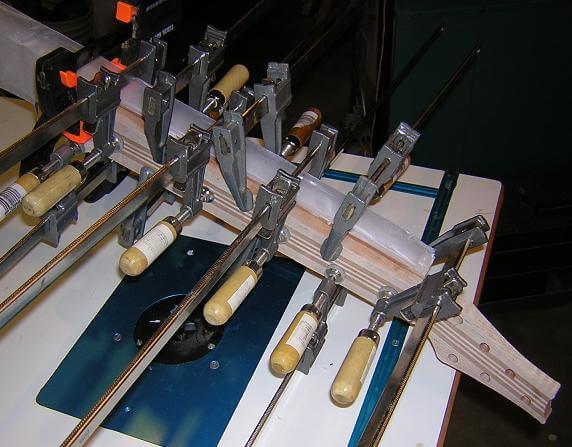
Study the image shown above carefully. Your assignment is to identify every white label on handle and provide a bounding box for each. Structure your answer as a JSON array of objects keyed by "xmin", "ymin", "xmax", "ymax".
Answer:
[
  {"xmin": 0, "ymin": 183, "xmax": 26, "ymax": 218},
  {"xmin": 227, "ymin": 274, "xmax": 256, "ymax": 312},
  {"xmin": 286, "ymin": 313, "xmax": 318, "ymax": 356},
  {"xmin": 360, "ymin": 343, "xmax": 377, "ymax": 384},
  {"xmin": 133, "ymin": 223, "xmax": 175, "ymax": 265},
  {"xmin": 293, "ymin": 110, "xmax": 319, "ymax": 129}
]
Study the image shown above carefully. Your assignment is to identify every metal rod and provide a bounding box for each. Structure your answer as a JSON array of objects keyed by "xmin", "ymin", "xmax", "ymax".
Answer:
[
  {"xmin": 0, "ymin": 99, "xmax": 85, "ymax": 177},
  {"xmin": 0, "ymin": 162, "xmax": 111, "ymax": 278},
  {"xmin": 358, "ymin": 306, "xmax": 440, "ymax": 447},
  {"xmin": 0, "ymin": 160, "xmax": 174, "ymax": 329},
  {"xmin": 336, "ymin": 25, "xmax": 444, "ymax": 154},
  {"xmin": 245, "ymin": 371, "xmax": 295, "ymax": 447},
  {"xmin": 412, "ymin": 45, "xmax": 480, "ymax": 131},
  {"xmin": 227, "ymin": 0, "xmax": 269, "ymax": 37},
  {"xmin": 61, "ymin": 204, "xmax": 271, "ymax": 447},
  {"xmin": 290, "ymin": 141, "xmax": 322, "ymax": 177}
]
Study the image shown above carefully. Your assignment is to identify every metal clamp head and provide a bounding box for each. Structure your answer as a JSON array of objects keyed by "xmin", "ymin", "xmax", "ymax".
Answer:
[
  {"xmin": 308, "ymin": 124, "xmax": 339, "ymax": 179},
  {"xmin": 430, "ymin": 215, "xmax": 490, "ymax": 263},
  {"xmin": 187, "ymin": 25, "xmax": 227, "ymax": 109},
  {"xmin": 143, "ymin": 70, "xmax": 176, "ymax": 163},
  {"xmin": 166, "ymin": 131, "xmax": 211, "ymax": 216},
  {"xmin": 253, "ymin": 62, "xmax": 292, "ymax": 154},
  {"xmin": 367, "ymin": 122, "xmax": 420, "ymax": 195},
  {"xmin": 320, "ymin": 175, "xmax": 378, "ymax": 261},
  {"xmin": 251, "ymin": 169, "xmax": 299, "ymax": 258},
  {"xmin": 212, "ymin": 110, "xmax": 253, "ymax": 211}
]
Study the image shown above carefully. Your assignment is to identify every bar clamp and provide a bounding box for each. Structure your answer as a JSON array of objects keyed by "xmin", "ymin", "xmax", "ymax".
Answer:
[{"xmin": 320, "ymin": 122, "xmax": 420, "ymax": 261}]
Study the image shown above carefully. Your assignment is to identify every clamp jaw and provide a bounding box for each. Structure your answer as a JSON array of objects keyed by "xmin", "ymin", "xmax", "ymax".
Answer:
[
  {"xmin": 307, "ymin": 124, "xmax": 339, "ymax": 179},
  {"xmin": 253, "ymin": 63, "xmax": 292, "ymax": 154},
  {"xmin": 143, "ymin": 70, "xmax": 176, "ymax": 163},
  {"xmin": 212, "ymin": 110, "xmax": 253, "ymax": 211},
  {"xmin": 372, "ymin": 215, "xmax": 489, "ymax": 326},
  {"xmin": 165, "ymin": 129, "xmax": 211, "ymax": 218},
  {"xmin": 77, "ymin": 67, "xmax": 123, "ymax": 159},
  {"xmin": 247, "ymin": 169, "xmax": 300, "ymax": 262},
  {"xmin": 320, "ymin": 122, "xmax": 420, "ymax": 261},
  {"xmin": 187, "ymin": 26, "xmax": 227, "ymax": 110}
]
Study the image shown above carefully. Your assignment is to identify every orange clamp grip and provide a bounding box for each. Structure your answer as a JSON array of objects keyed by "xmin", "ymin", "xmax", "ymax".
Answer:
[
  {"xmin": 116, "ymin": 1, "xmax": 138, "ymax": 24},
  {"xmin": 63, "ymin": 121, "xmax": 92, "ymax": 144},
  {"xmin": 59, "ymin": 70, "xmax": 77, "ymax": 88},
  {"xmin": 111, "ymin": 57, "xmax": 127, "ymax": 71}
]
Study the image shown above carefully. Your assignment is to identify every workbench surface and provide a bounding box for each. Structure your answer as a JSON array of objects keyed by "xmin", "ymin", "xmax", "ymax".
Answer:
[{"xmin": 0, "ymin": 98, "xmax": 502, "ymax": 446}]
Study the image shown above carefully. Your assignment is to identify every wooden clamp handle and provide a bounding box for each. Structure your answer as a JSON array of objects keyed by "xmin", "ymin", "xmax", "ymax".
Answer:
[
  {"xmin": 119, "ymin": 221, "xmax": 178, "ymax": 276},
  {"xmin": 21, "ymin": 165, "xmax": 82, "ymax": 217},
  {"xmin": 203, "ymin": 265, "xmax": 258, "ymax": 326},
  {"xmin": 430, "ymin": 302, "xmax": 560, "ymax": 423},
  {"xmin": 270, "ymin": 309, "xmax": 320, "ymax": 375},
  {"xmin": 211, "ymin": 64, "xmax": 250, "ymax": 103},
  {"xmin": 331, "ymin": 335, "xmax": 378, "ymax": 406}
]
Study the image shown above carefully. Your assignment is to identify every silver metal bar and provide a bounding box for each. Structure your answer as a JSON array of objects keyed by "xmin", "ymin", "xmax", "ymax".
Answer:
[
  {"xmin": 245, "ymin": 371, "xmax": 295, "ymax": 447},
  {"xmin": 0, "ymin": 99, "xmax": 86, "ymax": 176},
  {"xmin": 358, "ymin": 306, "xmax": 440, "ymax": 447},
  {"xmin": 0, "ymin": 163, "xmax": 111, "ymax": 277},
  {"xmin": 0, "ymin": 161, "xmax": 174, "ymax": 329},
  {"xmin": 61, "ymin": 204, "xmax": 271, "ymax": 447}
]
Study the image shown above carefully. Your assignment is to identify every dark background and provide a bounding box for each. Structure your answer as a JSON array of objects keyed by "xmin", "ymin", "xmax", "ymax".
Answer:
[{"xmin": 7, "ymin": 0, "xmax": 571, "ymax": 445}]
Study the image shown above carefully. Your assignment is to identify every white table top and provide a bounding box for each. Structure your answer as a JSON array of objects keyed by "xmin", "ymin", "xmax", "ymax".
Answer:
[{"xmin": 0, "ymin": 98, "xmax": 502, "ymax": 447}]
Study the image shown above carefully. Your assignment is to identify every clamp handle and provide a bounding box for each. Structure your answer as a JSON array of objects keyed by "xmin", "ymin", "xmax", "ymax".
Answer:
[
  {"xmin": 21, "ymin": 164, "xmax": 83, "ymax": 217},
  {"xmin": 119, "ymin": 219, "xmax": 179, "ymax": 276},
  {"xmin": 210, "ymin": 64, "xmax": 250, "ymax": 105},
  {"xmin": 270, "ymin": 308, "xmax": 320, "ymax": 375},
  {"xmin": 331, "ymin": 331, "xmax": 378, "ymax": 406},
  {"xmin": 203, "ymin": 264, "xmax": 259, "ymax": 325}
]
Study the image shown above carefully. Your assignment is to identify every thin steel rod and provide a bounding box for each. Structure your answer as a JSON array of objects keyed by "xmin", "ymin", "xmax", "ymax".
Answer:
[
  {"xmin": 291, "ymin": 141, "xmax": 322, "ymax": 177},
  {"xmin": 0, "ymin": 160, "xmax": 174, "ymax": 329},
  {"xmin": 335, "ymin": 25, "xmax": 444, "ymax": 154},
  {"xmin": 0, "ymin": 99, "xmax": 85, "ymax": 177},
  {"xmin": 0, "ymin": 162, "xmax": 111, "ymax": 278},
  {"xmin": 227, "ymin": 0, "xmax": 269, "ymax": 37},
  {"xmin": 245, "ymin": 371, "xmax": 295, "ymax": 447},
  {"xmin": 61, "ymin": 204, "xmax": 271, "ymax": 447},
  {"xmin": 412, "ymin": 45, "xmax": 480, "ymax": 131},
  {"xmin": 358, "ymin": 306, "xmax": 440, "ymax": 447}
]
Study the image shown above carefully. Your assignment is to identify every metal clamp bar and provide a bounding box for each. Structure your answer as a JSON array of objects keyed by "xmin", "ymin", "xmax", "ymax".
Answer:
[
  {"xmin": 0, "ymin": 161, "xmax": 174, "ymax": 329},
  {"xmin": 61, "ymin": 203, "xmax": 271, "ymax": 447}
]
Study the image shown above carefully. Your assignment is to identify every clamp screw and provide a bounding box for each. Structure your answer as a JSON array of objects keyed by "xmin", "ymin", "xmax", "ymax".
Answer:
[
  {"xmin": 278, "ymin": 227, "xmax": 290, "ymax": 244},
  {"xmin": 200, "ymin": 187, "xmax": 215, "ymax": 203},
  {"xmin": 325, "ymin": 264, "xmax": 345, "ymax": 284}
]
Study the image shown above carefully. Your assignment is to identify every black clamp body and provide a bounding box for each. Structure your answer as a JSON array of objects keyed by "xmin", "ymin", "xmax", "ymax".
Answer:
[
  {"xmin": 320, "ymin": 122, "xmax": 420, "ymax": 262},
  {"xmin": 253, "ymin": 63, "xmax": 292, "ymax": 154}
]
